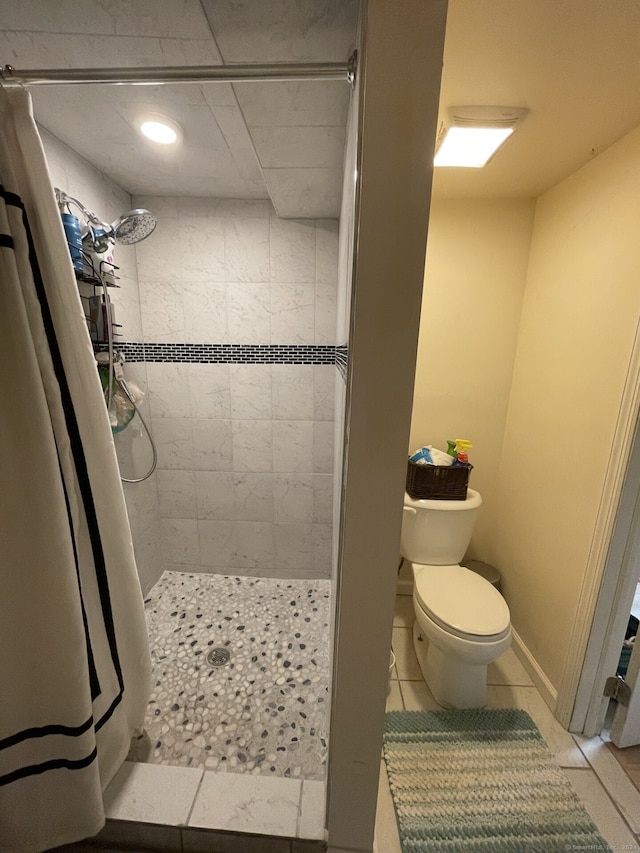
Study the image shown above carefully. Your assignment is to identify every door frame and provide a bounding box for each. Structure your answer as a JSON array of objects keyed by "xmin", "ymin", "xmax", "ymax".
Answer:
[
  {"xmin": 324, "ymin": 1, "xmax": 448, "ymax": 851},
  {"xmin": 563, "ymin": 317, "xmax": 640, "ymax": 736}
]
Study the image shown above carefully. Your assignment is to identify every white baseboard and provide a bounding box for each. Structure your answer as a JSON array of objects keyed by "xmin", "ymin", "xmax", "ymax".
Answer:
[{"xmin": 511, "ymin": 627, "xmax": 558, "ymax": 713}]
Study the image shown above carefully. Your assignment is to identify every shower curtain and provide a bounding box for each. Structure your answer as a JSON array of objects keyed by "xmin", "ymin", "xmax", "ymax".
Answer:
[{"xmin": 0, "ymin": 89, "xmax": 151, "ymax": 852}]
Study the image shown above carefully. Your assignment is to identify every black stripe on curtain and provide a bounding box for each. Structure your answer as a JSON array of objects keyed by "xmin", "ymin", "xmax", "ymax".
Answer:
[
  {"xmin": 0, "ymin": 747, "xmax": 98, "ymax": 787},
  {"xmin": 0, "ymin": 717, "xmax": 94, "ymax": 752},
  {"xmin": 0, "ymin": 185, "xmax": 124, "ymax": 765},
  {"xmin": 59, "ymin": 456, "xmax": 102, "ymax": 702}
]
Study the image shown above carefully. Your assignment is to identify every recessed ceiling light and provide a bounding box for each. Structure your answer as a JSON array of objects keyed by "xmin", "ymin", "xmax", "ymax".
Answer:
[
  {"xmin": 434, "ymin": 106, "xmax": 528, "ymax": 168},
  {"xmin": 139, "ymin": 114, "xmax": 182, "ymax": 145}
]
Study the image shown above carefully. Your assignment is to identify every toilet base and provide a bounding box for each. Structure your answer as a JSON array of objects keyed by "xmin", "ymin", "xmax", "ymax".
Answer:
[{"xmin": 412, "ymin": 621, "xmax": 488, "ymax": 709}]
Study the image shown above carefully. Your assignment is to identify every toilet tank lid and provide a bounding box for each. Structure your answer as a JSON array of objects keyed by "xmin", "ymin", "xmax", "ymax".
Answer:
[
  {"xmin": 404, "ymin": 488, "xmax": 482, "ymax": 511},
  {"xmin": 414, "ymin": 564, "xmax": 510, "ymax": 637}
]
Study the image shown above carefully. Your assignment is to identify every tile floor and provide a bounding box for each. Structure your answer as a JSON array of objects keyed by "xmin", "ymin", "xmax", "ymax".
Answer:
[
  {"xmin": 54, "ymin": 573, "xmax": 330, "ymax": 851},
  {"xmin": 100, "ymin": 760, "xmax": 325, "ymax": 839},
  {"xmin": 375, "ymin": 594, "xmax": 640, "ymax": 852},
  {"xmin": 52, "ymin": 760, "xmax": 327, "ymax": 851},
  {"xmin": 128, "ymin": 571, "xmax": 331, "ymax": 780}
]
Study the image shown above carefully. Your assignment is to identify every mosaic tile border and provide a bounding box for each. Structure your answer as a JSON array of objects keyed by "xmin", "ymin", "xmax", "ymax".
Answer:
[
  {"xmin": 104, "ymin": 342, "xmax": 349, "ymax": 372},
  {"xmin": 335, "ymin": 345, "xmax": 348, "ymax": 380}
]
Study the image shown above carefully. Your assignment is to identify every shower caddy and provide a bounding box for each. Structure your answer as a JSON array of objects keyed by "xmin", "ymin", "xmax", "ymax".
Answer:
[{"xmin": 55, "ymin": 188, "xmax": 158, "ymax": 481}]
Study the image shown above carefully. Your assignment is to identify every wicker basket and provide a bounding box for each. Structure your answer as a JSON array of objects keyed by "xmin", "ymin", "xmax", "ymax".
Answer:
[{"xmin": 406, "ymin": 459, "xmax": 472, "ymax": 501}]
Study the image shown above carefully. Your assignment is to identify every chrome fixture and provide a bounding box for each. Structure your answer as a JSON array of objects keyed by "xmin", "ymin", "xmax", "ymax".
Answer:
[
  {"xmin": 207, "ymin": 648, "xmax": 231, "ymax": 667},
  {"xmin": 55, "ymin": 189, "xmax": 157, "ymax": 253},
  {"xmin": 0, "ymin": 53, "xmax": 357, "ymax": 87}
]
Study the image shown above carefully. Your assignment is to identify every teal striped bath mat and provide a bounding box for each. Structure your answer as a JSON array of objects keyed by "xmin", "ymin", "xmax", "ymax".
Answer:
[{"xmin": 383, "ymin": 709, "xmax": 608, "ymax": 852}]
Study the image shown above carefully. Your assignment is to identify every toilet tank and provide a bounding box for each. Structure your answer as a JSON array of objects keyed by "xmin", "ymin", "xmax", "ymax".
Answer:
[{"xmin": 401, "ymin": 489, "xmax": 482, "ymax": 565}]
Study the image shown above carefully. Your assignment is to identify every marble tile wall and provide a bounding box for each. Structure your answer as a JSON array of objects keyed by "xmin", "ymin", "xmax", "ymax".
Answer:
[
  {"xmin": 42, "ymin": 129, "xmax": 163, "ymax": 594},
  {"xmin": 133, "ymin": 197, "xmax": 339, "ymax": 579}
]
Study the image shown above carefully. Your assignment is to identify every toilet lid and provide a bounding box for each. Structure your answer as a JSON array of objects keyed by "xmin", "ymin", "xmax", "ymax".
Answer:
[{"xmin": 414, "ymin": 564, "xmax": 510, "ymax": 640}]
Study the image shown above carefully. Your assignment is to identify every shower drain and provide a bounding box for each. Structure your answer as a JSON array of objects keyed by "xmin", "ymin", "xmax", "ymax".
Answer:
[{"xmin": 207, "ymin": 647, "xmax": 231, "ymax": 667}]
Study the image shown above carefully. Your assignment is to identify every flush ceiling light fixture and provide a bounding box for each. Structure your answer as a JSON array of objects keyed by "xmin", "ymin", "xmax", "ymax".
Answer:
[
  {"xmin": 434, "ymin": 106, "xmax": 528, "ymax": 168},
  {"xmin": 139, "ymin": 113, "xmax": 183, "ymax": 145}
]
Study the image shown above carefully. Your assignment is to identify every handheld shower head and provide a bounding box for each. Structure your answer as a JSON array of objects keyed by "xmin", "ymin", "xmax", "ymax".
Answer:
[
  {"xmin": 111, "ymin": 210, "xmax": 157, "ymax": 245},
  {"xmin": 55, "ymin": 189, "xmax": 157, "ymax": 254}
]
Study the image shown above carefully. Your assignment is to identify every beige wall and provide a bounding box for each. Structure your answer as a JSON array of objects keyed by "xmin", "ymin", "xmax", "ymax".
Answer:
[
  {"xmin": 410, "ymin": 199, "xmax": 535, "ymax": 557},
  {"xmin": 493, "ymin": 124, "xmax": 640, "ymax": 693}
]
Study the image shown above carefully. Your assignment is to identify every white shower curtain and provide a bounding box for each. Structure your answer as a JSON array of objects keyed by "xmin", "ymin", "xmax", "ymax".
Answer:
[{"xmin": 0, "ymin": 89, "xmax": 151, "ymax": 852}]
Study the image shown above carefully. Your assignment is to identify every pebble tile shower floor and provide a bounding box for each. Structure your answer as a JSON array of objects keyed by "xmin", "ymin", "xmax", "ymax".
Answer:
[{"xmin": 128, "ymin": 571, "xmax": 331, "ymax": 781}]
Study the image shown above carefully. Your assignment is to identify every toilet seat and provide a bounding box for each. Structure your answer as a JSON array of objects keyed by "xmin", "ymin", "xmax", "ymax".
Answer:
[{"xmin": 414, "ymin": 563, "xmax": 510, "ymax": 642}]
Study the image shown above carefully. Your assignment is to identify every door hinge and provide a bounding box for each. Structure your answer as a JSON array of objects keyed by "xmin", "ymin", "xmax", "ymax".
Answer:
[{"xmin": 604, "ymin": 675, "xmax": 631, "ymax": 707}]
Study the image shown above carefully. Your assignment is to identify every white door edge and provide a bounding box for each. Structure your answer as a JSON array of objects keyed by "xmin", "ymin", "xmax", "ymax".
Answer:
[
  {"xmin": 562, "ymin": 308, "xmax": 640, "ymax": 735},
  {"xmin": 570, "ymin": 412, "xmax": 640, "ymax": 739}
]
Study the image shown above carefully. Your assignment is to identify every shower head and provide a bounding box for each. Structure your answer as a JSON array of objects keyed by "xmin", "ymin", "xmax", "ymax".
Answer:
[
  {"xmin": 55, "ymin": 189, "xmax": 157, "ymax": 253},
  {"xmin": 111, "ymin": 210, "xmax": 157, "ymax": 245}
]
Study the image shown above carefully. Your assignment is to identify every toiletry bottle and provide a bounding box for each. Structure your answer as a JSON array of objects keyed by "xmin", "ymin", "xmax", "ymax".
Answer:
[
  {"xmin": 455, "ymin": 439, "xmax": 472, "ymax": 464},
  {"xmin": 61, "ymin": 212, "xmax": 84, "ymax": 273},
  {"xmin": 447, "ymin": 440, "xmax": 457, "ymax": 458}
]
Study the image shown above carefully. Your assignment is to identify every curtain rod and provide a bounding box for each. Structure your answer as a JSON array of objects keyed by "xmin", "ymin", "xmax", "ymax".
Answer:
[{"xmin": 0, "ymin": 56, "xmax": 356, "ymax": 87}]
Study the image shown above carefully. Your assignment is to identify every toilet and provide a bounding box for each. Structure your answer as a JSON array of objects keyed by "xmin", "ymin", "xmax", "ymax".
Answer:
[{"xmin": 401, "ymin": 488, "xmax": 511, "ymax": 709}]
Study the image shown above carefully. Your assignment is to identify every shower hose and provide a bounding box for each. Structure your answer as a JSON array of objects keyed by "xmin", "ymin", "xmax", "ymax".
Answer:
[
  {"xmin": 102, "ymin": 286, "xmax": 157, "ymax": 484},
  {"xmin": 117, "ymin": 377, "xmax": 158, "ymax": 484}
]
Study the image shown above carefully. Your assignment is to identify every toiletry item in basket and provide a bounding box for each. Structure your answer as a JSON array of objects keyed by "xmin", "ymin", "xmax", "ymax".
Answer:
[
  {"xmin": 454, "ymin": 439, "xmax": 472, "ymax": 464},
  {"xmin": 447, "ymin": 439, "xmax": 457, "ymax": 458},
  {"xmin": 410, "ymin": 446, "xmax": 455, "ymax": 466},
  {"xmin": 428, "ymin": 446, "xmax": 455, "ymax": 466},
  {"xmin": 410, "ymin": 447, "xmax": 434, "ymax": 465}
]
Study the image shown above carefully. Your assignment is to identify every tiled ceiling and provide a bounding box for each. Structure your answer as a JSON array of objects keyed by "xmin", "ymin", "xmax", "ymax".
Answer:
[
  {"xmin": 3, "ymin": 1, "xmax": 640, "ymax": 213},
  {"xmin": 0, "ymin": 0, "xmax": 358, "ymax": 218}
]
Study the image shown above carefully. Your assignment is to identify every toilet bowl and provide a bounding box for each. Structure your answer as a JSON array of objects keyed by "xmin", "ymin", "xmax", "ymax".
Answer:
[
  {"xmin": 401, "ymin": 489, "xmax": 512, "ymax": 709},
  {"xmin": 411, "ymin": 562, "xmax": 511, "ymax": 708}
]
